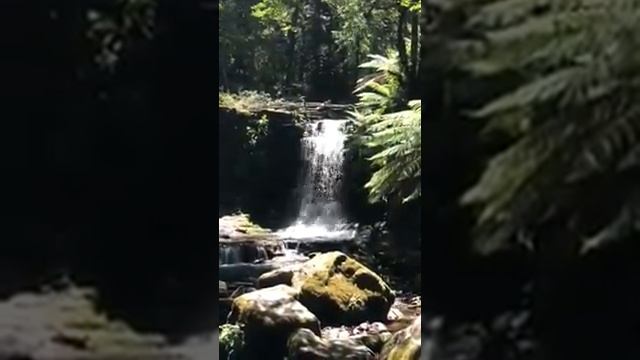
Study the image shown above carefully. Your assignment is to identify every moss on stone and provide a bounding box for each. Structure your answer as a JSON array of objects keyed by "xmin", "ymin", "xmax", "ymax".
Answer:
[
  {"xmin": 220, "ymin": 213, "xmax": 271, "ymax": 236},
  {"xmin": 293, "ymin": 252, "xmax": 395, "ymax": 325}
]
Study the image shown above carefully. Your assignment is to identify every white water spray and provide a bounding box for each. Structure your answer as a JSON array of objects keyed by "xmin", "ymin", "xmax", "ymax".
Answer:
[{"xmin": 278, "ymin": 119, "xmax": 356, "ymax": 240}]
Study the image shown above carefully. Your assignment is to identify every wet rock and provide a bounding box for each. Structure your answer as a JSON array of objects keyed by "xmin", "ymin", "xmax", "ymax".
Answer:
[
  {"xmin": 380, "ymin": 316, "xmax": 421, "ymax": 360},
  {"xmin": 219, "ymin": 214, "xmax": 271, "ymax": 238},
  {"xmin": 351, "ymin": 322, "xmax": 392, "ymax": 352},
  {"xmin": 219, "ymin": 263, "xmax": 277, "ymax": 282},
  {"xmin": 291, "ymin": 237, "xmax": 359, "ymax": 255},
  {"xmin": 219, "ymin": 281, "xmax": 228, "ymax": 297},
  {"xmin": 257, "ymin": 252, "xmax": 394, "ymax": 325},
  {"xmin": 220, "ymin": 244, "xmax": 270, "ymax": 265},
  {"xmin": 285, "ymin": 251, "xmax": 395, "ymax": 325},
  {"xmin": 322, "ymin": 322, "xmax": 391, "ymax": 353},
  {"xmin": 219, "ymin": 215, "xmax": 288, "ymax": 267},
  {"xmin": 229, "ymin": 286, "xmax": 256, "ymax": 300},
  {"xmin": 287, "ymin": 328, "xmax": 376, "ymax": 360},
  {"xmin": 256, "ymin": 264, "xmax": 302, "ymax": 289},
  {"xmin": 387, "ymin": 296, "xmax": 421, "ymax": 322},
  {"xmin": 219, "ymin": 241, "xmax": 285, "ymax": 265},
  {"xmin": 228, "ymin": 285, "xmax": 321, "ymax": 359}
]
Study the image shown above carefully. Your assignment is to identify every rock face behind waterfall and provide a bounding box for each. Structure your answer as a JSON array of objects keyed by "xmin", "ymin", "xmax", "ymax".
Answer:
[
  {"xmin": 219, "ymin": 108, "xmax": 304, "ymax": 227},
  {"xmin": 257, "ymin": 251, "xmax": 395, "ymax": 325}
]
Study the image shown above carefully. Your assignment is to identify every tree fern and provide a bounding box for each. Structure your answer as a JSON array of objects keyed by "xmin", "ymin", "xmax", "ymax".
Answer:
[
  {"xmin": 354, "ymin": 51, "xmax": 405, "ymax": 113},
  {"xmin": 350, "ymin": 50, "xmax": 421, "ymax": 204},
  {"xmin": 453, "ymin": 0, "xmax": 640, "ymax": 254},
  {"xmin": 359, "ymin": 100, "xmax": 421, "ymax": 203}
]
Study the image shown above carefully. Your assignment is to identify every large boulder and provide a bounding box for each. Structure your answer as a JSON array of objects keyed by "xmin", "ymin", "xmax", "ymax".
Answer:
[
  {"xmin": 258, "ymin": 251, "xmax": 395, "ymax": 325},
  {"xmin": 287, "ymin": 328, "xmax": 376, "ymax": 360},
  {"xmin": 228, "ymin": 285, "xmax": 321, "ymax": 359},
  {"xmin": 379, "ymin": 316, "xmax": 421, "ymax": 360}
]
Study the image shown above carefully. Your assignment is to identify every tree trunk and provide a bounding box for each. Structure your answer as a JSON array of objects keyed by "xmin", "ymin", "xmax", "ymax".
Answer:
[
  {"xmin": 396, "ymin": 4, "xmax": 409, "ymax": 81},
  {"xmin": 409, "ymin": 12, "xmax": 419, "ymax": 97},
  {"xmin": 286, "ymin": 5, "xmax": 300, "ymax": 90}
]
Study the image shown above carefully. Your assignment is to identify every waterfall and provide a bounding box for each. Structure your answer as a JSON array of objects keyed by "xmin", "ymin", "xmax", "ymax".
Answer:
[
  {"xmin": 219, "ymin": 247, "xmax": 242, "ymax": 265},
  {"xmin": 278, "ymin": 119, "xmax": 355, "ymax": 240}
]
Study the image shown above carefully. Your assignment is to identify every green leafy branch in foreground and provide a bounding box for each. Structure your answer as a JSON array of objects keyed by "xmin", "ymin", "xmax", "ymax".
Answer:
[{"xmin": 450, "ymin": 0, "xmax": 640, "ymax": 254}]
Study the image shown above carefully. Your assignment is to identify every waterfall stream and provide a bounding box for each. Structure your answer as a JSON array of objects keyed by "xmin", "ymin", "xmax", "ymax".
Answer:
[{"xmin": 278, "ymin": 120, "xmax": 356, "ymax": 240}]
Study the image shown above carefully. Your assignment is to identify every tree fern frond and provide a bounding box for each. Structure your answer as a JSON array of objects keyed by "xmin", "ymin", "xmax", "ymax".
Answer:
[
  {"xmin": 451, "ymin": 0, "xmax": 640, "ymax": 254},
  {"xmin": 581, "ymin": 190, "xmax": 640, "ymax": 254},
  {"xmin": 568, "ymin": 102, "xmax": 640, "ymax": 182},
  {"xmin": 359, "ymin": 99, "xmax": 421, "ymax": 203}
]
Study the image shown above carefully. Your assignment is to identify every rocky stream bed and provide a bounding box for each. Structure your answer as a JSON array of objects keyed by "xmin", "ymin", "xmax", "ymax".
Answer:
[{"xmin": 218, "ymin": 215, "xmax": 422, "ymax": 360}]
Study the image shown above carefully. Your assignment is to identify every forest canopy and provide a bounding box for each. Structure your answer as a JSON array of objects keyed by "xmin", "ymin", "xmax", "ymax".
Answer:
[{"xmin": 219, "ymin": 0, "xmax": 421, "ymax": 101}]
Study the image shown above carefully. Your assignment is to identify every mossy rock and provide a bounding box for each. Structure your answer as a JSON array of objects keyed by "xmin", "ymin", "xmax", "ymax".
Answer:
[
  {"xmin": 379, "ymin": 316, "xmax": 421, "ymax": 360},
  {"xmin": 228, "ymin": 285, "xmax": 321, "ymax": 359},
  {"xmin": 219, "ymin": 214, "xmax": 271, "ymax": 238},
  {"xmin": 258, "ymin": 251, "xmax": 395, "ymax": 326}
]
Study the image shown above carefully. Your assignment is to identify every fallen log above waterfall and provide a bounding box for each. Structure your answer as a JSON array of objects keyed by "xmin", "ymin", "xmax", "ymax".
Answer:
[{"xmin": 219, "ymin": 92, "xmax": 353, "ymax": 122}]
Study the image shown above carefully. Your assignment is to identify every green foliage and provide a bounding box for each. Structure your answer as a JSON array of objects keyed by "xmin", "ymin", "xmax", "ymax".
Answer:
[
  {"xmin": 220, "ymin": 0, "xmax": 415, "ymax": 97},
  {"xmin": 351, "ymin": 51, "xmax": 420, "ymax": 204},
  {"xmin": 251, "ymin": 0, "xmax": 296, "ymax": 33},
  {"xmin": 247, "ymin": 114, "xmax": 269, "ymax": 147},
  {"xmin": 400, "ymin": 0, "xmax": 421, "ymax": 13},
  {"xmin": 362, "ymin": 100, "xmax": 422, "ymax": 203},
  {"xmin": 323, "ymin": 0, "xmax": 399, "ymax": 66},
  {"xmin": 219, "ymin": 91, "xmax": 276, "ymax": 115},
  {"xmin": 453, "ymin": 0, "xmax": 640, "ymax": 254},
  {"xmin": 219, "ymin": 324, "xmax": 245, "ymax": 359},
  {"xmin": 220, "ymin": 91, "xmax": 272, "ymax": 149},
  {"xmin": 87, "ymin": 0, "xmax": 156, "ymax": 71},
  {"xmin": 354, "ymin": 51, "xmax": 405, "ymax": 113},
  {"xmin": 219, "ymin": 0, "xmax": 290, "ymax": 93}
]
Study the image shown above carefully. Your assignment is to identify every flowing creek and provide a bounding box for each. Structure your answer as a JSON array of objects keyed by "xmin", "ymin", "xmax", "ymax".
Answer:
[
  {"xmin": 218, "ymin": 117, "xmax": 422, "ymax": 359},
  {"xmin": 219, "ymin": 119, "xmax": 358, "ymax": 272}
]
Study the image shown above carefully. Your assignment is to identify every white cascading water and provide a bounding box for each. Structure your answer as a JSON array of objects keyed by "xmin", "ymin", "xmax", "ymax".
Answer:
[{"xmin": 278, "ymin": 119, "xmax": 356, "ymax": 240}]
